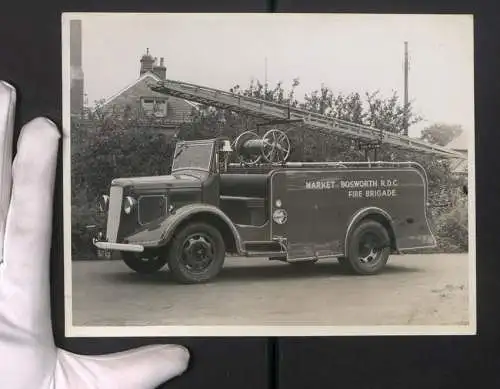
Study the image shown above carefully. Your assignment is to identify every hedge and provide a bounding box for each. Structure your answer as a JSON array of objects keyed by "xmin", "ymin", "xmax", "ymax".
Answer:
[{"xmin": 70, "ymin": 117, "xmax": 468, "ymax": 259}]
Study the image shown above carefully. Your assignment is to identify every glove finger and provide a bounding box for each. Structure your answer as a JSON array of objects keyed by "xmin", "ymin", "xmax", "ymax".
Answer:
[
  {"xmin": 0, "ymin": 82, "xmax": 15, "ymax": 264},
  {"xmin": 1, "ymin": 117, "xmax": 60, "ymax": 340},
  {"xmin": 57, "ymin": 345, "xmax": 190, "ymax": 389}
]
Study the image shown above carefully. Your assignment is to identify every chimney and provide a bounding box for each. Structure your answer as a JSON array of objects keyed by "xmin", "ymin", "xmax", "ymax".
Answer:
[
  {"xmin": 153, "ymin": 56, "xmax": 167, "ymax": 80},
  {"xmin": 70, "ymin": 20, "xmax": 84, "ymax": 116},
  {"xmin": 139, "ymin": 48, "xmax": 155, "ymax": 76}
]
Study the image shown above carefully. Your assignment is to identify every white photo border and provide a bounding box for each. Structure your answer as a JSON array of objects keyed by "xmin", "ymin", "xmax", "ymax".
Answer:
[{"xmin": 61, "ymin": 12, "xmax": 477, "ymax": 338}]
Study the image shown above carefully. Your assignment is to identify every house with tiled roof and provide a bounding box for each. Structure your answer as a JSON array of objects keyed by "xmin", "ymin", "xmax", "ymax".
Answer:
[{"xmin": 99, "ymin": 49, "xmax": 198, "ymax": 131}]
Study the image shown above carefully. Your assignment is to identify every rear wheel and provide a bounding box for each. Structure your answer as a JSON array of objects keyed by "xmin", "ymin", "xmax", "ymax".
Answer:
[
  {"xmin": 122, "ymin": 249, "xmax": 168, "ymax": 274},
  {"xmin": 167, "ymin": 222, "xmax": 226, "ymax": 284},
  {"xmin": 340, "ymin": 219, "xmax": 391, "ymax": 275}
]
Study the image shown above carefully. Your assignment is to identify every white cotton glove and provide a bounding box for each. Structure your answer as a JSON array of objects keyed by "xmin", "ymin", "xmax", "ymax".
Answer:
[{"xmin": 0, "ymin": 81, "xmax": 190, "ymax": 389}]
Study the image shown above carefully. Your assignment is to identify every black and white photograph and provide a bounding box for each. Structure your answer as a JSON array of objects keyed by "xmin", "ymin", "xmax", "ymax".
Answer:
[{"xmin": 62, "ymin": 13, "xmax": 475, "ymax": 337}]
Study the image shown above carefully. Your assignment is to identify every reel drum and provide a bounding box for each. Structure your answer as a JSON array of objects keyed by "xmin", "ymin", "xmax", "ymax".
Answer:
[{"xmin": 232, "ymin": 129, "xmax": 291, "ymax": 166}]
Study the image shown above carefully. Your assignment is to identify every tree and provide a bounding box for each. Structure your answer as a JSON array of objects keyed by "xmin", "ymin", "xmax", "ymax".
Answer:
[
  {"xmin": 364, "ymin": 91, "xmax": 422, "ymax": 134},
  {"xmin": 177, "ymin": 79, "xmax": 423, "ymax": 161},
  {"xmin": 71, "ymin": 79, "xmax": 467, "ymax": 254},
  {"xmin": 420, "ymin": 123, "xmax": 463, "ymax": 146},
  {"xmin": 70, "ymin": 115, "xmax": 176, "ymax": 257}
]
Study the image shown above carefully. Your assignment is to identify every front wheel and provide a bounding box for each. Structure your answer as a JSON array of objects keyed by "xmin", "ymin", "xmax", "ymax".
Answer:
[
  {"xmin": 122, "ymin": 249, "xmax": 168, "ymax": 274},
  {"xmin": 167, "ymin": 222, "xmax": 226, "ymax": 284},
  {"xmin": 340, "ymin": 219, "xmax": 391, "ymax": 275}
]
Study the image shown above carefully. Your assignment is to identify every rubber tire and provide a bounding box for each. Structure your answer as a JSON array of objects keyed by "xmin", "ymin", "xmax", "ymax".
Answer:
[
  {"xmin": 167, "ymin": 222, "xmax": 226, "ymax": 284},
  {"xmin": 340, "ymin": 219, "xmax": 391, "ymax": 275},
  {"xmin": 122, "ymin": 250, "xmax": 168, "ymax": 274}
]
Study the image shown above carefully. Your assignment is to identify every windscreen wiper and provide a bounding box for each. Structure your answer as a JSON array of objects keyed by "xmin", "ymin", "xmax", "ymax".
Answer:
[{"xmin": 174, "ymin": 144, "xmax": 186, "ymax": 159}]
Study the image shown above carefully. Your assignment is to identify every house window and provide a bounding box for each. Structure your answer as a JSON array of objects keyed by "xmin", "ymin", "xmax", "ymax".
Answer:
[{"xmin": 141, "ymin": 97, "xmax": 167, "ymax": 118}]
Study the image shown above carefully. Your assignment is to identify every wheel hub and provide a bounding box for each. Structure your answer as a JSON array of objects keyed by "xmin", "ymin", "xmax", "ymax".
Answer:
[
  {"xmin": 359, "ymin": 247, "xmax": 379, "ymax": 263},
  {"xmin": 358, "ymin": 233, "xmax": 381, "ymax": 264},
  {"xmin": 182, "ymin": 235, "xmax": 214, "ymax": 270}
]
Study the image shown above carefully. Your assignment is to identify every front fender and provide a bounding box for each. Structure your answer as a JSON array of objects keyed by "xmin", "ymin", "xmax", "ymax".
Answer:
[{"xmin": 123, "ymin": 203, "xmax": 245, "ymax": 253}]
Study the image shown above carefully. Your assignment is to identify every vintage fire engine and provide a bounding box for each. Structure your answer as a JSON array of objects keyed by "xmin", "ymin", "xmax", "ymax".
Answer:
[{"xmin": 92, "ymin": 79, "xmax": 465, "ymax": 284}]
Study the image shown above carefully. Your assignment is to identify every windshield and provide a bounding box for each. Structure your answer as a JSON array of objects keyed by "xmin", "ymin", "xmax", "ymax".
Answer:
[{"xmin": 171, "ymin": 141, "xmax": 214, "ymax": 172}]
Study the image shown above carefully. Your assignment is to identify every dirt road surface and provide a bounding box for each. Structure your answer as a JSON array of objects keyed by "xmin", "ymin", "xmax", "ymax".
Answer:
[{"xmin": 71, "ymin": 253, "xmax": 471, "ymax": 327}]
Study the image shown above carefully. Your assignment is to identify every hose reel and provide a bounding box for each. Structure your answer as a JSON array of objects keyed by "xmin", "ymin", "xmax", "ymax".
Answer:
[{"xmin": 232, "ymin": 129, "xmax": 291, "ymax": 165}]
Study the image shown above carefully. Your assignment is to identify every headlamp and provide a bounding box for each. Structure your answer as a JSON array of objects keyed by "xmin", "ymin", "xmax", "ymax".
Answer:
[
  {"xmin": 123, "ymin": 196, "xmax": 137, "ymax": 214},
  {"xmin": 97, "ymin": 194, "xmax": 109, "ymax": 212}
]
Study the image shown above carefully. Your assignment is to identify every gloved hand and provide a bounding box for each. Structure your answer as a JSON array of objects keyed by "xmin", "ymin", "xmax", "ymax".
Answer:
[{"xmin": 0, "ymin": 81, "xmax": 190, "ymax": 388}]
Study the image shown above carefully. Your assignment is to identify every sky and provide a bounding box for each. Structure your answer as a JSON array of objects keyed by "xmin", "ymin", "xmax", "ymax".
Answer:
[{"xmin": 73, "ymin": 13, "xmax": 474, "ymax": 140}]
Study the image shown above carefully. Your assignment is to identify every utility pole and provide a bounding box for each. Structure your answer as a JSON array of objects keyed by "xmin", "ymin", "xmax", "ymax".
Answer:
[
  {"xmin": 403, "ymin": 41, "xmax": 409, "ymax": 136},
  {"xmin": 264, "ymin": 56, "xmax": 268, "ymax": 99}
]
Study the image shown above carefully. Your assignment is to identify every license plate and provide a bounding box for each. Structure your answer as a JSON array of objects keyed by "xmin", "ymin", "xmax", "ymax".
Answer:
[{"xmin": 97, "ymin": 249, "xmax": 111, "ymax": 259}]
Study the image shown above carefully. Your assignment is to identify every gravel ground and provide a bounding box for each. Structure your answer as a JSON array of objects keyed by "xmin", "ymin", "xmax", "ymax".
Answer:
[{"xmin": 71, "ymin": 253, "xmax": 471, "ymax": 328}]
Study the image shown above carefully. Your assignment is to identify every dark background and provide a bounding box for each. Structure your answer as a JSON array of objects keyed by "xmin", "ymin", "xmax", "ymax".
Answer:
[{"xmin": 1, "ymin": 1, "xmax": 499, "ymax": 388}]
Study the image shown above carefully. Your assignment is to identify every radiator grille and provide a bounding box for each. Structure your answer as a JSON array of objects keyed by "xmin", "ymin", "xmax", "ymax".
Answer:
[
  {"xmin": 105, "ymin": 186, "xmax": 123, "ymax": 243},
  {"xmin": 138, "ymin": 195, "xmax": 166, "ymax": 225}
]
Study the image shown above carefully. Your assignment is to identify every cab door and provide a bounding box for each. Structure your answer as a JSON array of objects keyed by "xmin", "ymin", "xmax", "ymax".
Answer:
[{"xmin": 269, "ymin": 170, "xmax": 316, "ymax": 259}]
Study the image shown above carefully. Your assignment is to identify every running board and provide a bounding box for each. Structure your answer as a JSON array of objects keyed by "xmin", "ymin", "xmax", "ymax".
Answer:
[
  {"xmin": 245, "ymin": 251, "xmax": 286, "ymax": 257},
  {"xmin": 243, "ymin": 241, "xmax": 285, "ymax": 257}
]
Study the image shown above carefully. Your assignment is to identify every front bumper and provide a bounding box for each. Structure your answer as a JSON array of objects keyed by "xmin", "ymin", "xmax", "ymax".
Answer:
[{"xmin": 93, "ymin": 240, "xmax": 145, "ymax": 253}]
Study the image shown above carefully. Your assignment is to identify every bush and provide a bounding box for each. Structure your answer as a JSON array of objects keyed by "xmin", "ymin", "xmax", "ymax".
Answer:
[
  {"xmin": 70, "ymin": 118, "xmax": 176, "ymax": 258},
  {"xmin": 433, "ymin": 188, "xmax": 468, "ymax": 252}
]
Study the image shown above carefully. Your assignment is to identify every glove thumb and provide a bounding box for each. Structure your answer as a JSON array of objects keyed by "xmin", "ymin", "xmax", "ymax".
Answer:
[{"xmin": 56, "ymin": 344, "xmax": 190, "ymax": 389}]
